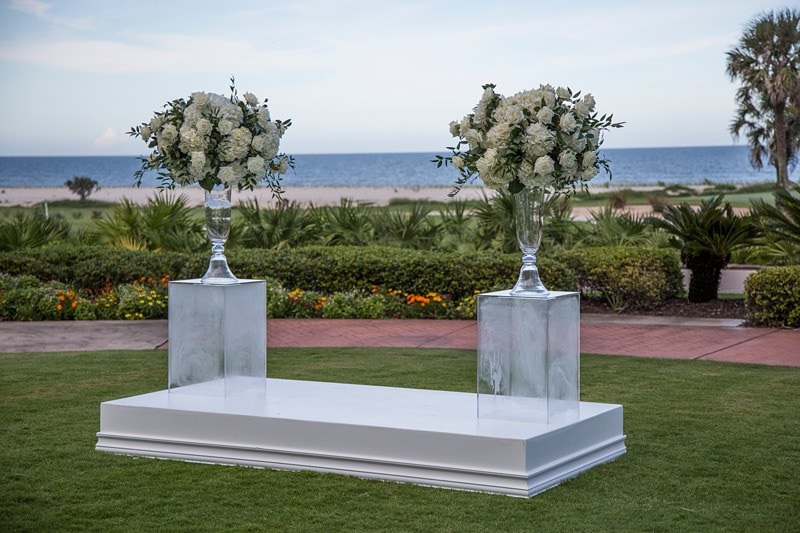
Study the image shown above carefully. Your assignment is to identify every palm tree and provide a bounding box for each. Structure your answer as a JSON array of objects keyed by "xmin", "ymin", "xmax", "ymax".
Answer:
[
  {"xmin": 648, "ymin": 196, "xmax": 757, "ymax": 302},
  {"xmin": 726, "ymin": 9, "xmax": 800, "ymax": 190}
]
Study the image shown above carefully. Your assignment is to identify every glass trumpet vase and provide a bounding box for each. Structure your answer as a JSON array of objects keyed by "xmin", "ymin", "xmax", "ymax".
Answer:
[
  {"xmin": 201, "ymin": 186, "xmax": 238, "ymax": 284},
  {"xmin": 509, "ymin": 186, "xmax": 548, "ymax": 296}
]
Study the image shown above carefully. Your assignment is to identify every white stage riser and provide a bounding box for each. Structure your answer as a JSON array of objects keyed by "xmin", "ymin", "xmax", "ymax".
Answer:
[
  {"xmin": 97, "ymin": 379, "xmax": 626, "ymax": 498},
  {"xmin": 97, "ymin": 435, "xmax": 626, "ymax": 498}
]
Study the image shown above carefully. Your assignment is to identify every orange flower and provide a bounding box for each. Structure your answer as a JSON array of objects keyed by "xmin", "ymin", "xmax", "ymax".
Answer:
[
  {"xmin": 57, "ymin": 304, "xmax": 63, "ymax": 311},
  {"xmin": 71, "ymin": 301, "xmax": 78, "ymax": 308}
]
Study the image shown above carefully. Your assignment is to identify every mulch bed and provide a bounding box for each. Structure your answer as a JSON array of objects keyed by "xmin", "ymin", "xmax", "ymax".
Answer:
[{"xmin": 580, "ymin": 297, "xmax": 747, "ymax": 319}]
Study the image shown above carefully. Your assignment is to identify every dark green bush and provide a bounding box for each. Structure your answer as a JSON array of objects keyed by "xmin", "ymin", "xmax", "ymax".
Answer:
[
  {"xmin": 226, "ymin": 246, "xmax": 576, "ymax": 300},
  {"xmin": 0, "ymin": 245, "xmax": 576, "ymax": 301},
  {"xmin": 0, "ymin": 245, "xmax": 200, "ymax": 290},
  {"xmin": 561, "ymin": 246, "xmax": 684, "ymax": 310},
  {"xmin": 745, "ymin": 266, "xmax": 800, "ymax": 328}
]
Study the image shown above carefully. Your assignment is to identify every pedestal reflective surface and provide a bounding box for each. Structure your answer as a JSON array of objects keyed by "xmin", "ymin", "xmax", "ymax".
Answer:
[
  {"xmin": 478, "ymin": 290, "xmax": 580, "ymax": 424},
  {"xmin": 168, "ymin": 279, "xmax": 266, "ymax": 397}
]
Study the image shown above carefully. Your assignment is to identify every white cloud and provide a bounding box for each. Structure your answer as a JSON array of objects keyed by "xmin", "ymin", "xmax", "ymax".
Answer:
[
  {"xmin": 9, "ymin": 0, "xmax": 50, "ymax": 18},
  {"xmin": 93, "ymin": 127, "xmax": 120, "ymax": 148}
]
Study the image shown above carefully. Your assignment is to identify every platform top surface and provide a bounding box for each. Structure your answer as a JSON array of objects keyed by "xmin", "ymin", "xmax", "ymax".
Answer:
[{"xmin": 106, "ymin": 378, "xmax": 621, "ymax": 439}]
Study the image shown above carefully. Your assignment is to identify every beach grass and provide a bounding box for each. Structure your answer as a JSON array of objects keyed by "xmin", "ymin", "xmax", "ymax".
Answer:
[{"xmin": 1, "ymin": 348, "xmax": 798, "ymax": 531}]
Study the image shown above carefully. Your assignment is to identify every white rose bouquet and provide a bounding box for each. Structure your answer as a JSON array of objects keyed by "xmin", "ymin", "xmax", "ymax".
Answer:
[
  {"xmin": 129, "ymin": 77, "xmax": 293, "ymax": 197},
  {"xmin": 435, "ymin": 83, "xmax": 622, "ymax": 197}
]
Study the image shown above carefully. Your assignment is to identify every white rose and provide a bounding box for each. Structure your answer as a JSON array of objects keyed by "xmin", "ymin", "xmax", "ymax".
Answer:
[
  {"xmin": 256, "ymin": 107, "xmax": 271, "ymax": 128},
  {"xmin": 139, "ymin": 125, "xmax": 151, "ymax": 142},
  {"xmin": 158, "ymin": 124, "xmax": 178, "ymax": 146},
  {"xmin": 559, "ymin": 150, "xmax": 578, "ymax": 172},
  {"xmin": 243, "ymin": 92, "xmax": 259, "ymax": 106},
  {"xmin": 190, "ymin": 151, "xmax": 206, "ymax": 177},
  {"xmin": 196, "ymin": 118, "xmax": 212, "ymax": 136},
  {"xmin": 149, "ymin": 115, "xmax": 163, "ymax": 132},
  {"xmin": 452, "ymin": 155, "xmax": 465, "ymax": 170},
  {"xmin": 218, "ymin": 166, "xmax": 236, "ymax": 186},
  {"xmin": 246, "ymin": 155, "xmax": 266, "ymax": 176},
  {"xmin": 556, "ymin": 86, "xmax": 571, "ymax": 99},
  {"xmin": 191, "ymin": 92, "xmax": 210, "ymax": 107},
  {"xmin": 534, "ymin": 155, "xmax": 555, "ymax": 178},
  {"xmin": 495, "ymin": 103, "xmax": 524, "ymax": 125},
  {"xmin": 449, "ymin": 121, "xmax": 461, "ymax": 137},
  {"xmin": 540, "ymin": 85, "xmax": 556, "ymax": 108},
  {"xmin": 459, "ymin": 115, "xmax": 472, "ymax": 137},
  {"xmin": 465, "ymin": 129, "xmax": 483, "ymax": 150},
  {"xmin": 486, "ymin": 123, "xmax": 512, "ymax": 148},
  {"xmin": 217, "ymin": 119, "xmax": 234, "ymax": 136},
  {"xmin": 536, "ymin": 107, "xmax": 554, "ymax": 124},
  {"xmin": 559, "ymin": 112, "xmax": 577, "ymax": 133},
  {"xmin": 581, "ymin": 151, "xmax": 598, "ymax": 169},
  {"xmin": 251, "ymin": 134, "xmax": 266, "ymax": 152},
  {"xmin": 475, "ymin": 148, "xmax": 497, "ymax": 176},
  {"xmin": 583, "ymin": 94, "xmax": 596, "ymax": 111}
]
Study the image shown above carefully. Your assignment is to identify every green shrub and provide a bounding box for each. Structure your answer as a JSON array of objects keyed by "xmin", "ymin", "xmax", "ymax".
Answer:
[
  {"xmin": 321, "ymin": 291, "xmax": 386, "ymax": 319},
  {"xmin": 745, "ymin": 266, "xmax": 800, "ymax": 328},
  {"xmin": 561, "ymin": 246, "xmax": 684, "ymax": 310},
  {"xmin": 0, "ymin": 245, "xmax": 196, "ymax": 291}
]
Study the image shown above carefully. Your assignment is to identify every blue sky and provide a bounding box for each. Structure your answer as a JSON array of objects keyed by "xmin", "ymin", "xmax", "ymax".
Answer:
[{"xmin": 0, "ymin": 0, "xmax": 789, "ymax": 156}]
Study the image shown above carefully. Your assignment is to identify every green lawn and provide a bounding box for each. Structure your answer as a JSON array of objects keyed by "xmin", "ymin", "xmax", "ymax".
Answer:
[{"xmin": 1, "ymin": 348, "xmax": 799, "ymax": 531}]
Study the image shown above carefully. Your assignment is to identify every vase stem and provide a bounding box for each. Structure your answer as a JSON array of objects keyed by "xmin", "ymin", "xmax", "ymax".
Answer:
[
  {"xmin": 510, "ymin": 186, "xmax": 548, "ymax": 296},
  {"xmin": 201, "ymin": 187, "xmax": 238, "ymax": 285}
]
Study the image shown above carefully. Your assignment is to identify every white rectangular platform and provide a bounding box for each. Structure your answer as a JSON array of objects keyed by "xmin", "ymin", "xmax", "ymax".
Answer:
[{"xmin": 97, "ymin": 379, "xmax": 626, "ymax": 497}]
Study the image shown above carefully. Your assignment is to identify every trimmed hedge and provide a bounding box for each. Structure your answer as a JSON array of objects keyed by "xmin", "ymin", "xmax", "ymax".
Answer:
[
  {"xmin": 561, "ymin": 246, "xmax": 684, "ymax": 309},
  {"xmin": 745, "ymin": 266, "xmax": 800, "ymax": 328},
  {"xmin": 0, "ymin": 245, "xmax": 576, "ymax": 301}
]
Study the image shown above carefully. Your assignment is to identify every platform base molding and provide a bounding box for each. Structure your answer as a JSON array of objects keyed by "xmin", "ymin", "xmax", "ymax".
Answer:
[{"xmin": 97, "ymin": 379, "xmax": 626, "ymax": 498}]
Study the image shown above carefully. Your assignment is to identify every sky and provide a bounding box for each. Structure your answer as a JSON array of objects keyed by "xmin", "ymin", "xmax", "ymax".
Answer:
[{"xmin": 0, "ymin": 0, "xmax": 790, "ymax": 156}]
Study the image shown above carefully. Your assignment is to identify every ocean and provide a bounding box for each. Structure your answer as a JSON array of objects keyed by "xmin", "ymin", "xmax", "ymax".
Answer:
[{"xmin": 0, "ymin": 145, "xmax": 787, "ymax": 189}]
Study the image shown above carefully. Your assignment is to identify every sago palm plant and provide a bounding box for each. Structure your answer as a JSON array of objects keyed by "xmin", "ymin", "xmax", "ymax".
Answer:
[
  {"xmin": 748, "ymin": 187, "xmax": 800, "ymax": 265},
  {"xmin": 374, "ymin": 201, "xmax": 441, "ymax": 249},
  {"xmin": 238, "ymin": 199, "xmax": 319, "ymax": 249},
  {"xmin": 0, "ymin": 209, "xmax": 70, "ymax": 251},
  {"xmin": 90, "ymin": 194, "xmax": 206, "ymax": 252},
  {"xmin": 321, "ymin": 198, "xmax": 376, "ymax": 246},
  {"xmin": 648, "ymin": 195, "xmax": 758, "ymax": 302}
]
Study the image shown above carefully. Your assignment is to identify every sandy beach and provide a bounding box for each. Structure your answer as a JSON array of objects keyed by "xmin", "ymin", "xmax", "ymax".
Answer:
[
  {"xmin": 0, "ymin": 184, "xmax": 673, "ymax": 221},
  {"xmin": 0, "ymin": 185, "xmax": 492, "ymax": 208}
]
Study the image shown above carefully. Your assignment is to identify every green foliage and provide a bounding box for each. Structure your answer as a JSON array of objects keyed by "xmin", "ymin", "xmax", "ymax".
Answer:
[
  {"xmin": 237, "ymin": 198, "xmax": 319, "ymax": 249},
  {"xmin": 64, "ymin": 175, "xmax": 99, "ymax": 201},
  {"xmin": 0, "ymin": 209, "xmax": 71, "ymax": 251},
  {"xmin": 321, "ymin": 291, "xmax": 386, "ymax": 319},
  {"xmin": 648, "ymin": 195, "xmax": 758, "ymax": 302},
  {"xmin": 562, "ymin": 246, "xmax": 684, "ymax": 310},
  {"xmin": 373, "ymin": 200, "xmax": 441, "ymax": 249},
  {"xmin": 0, "ymin": 245, "xmax": 197, "ymax": 291},
  {"xmin": 90, "ymin": 194, "xmax": 206, "ymax": 252},
  {"xmin": 745, "ymin": 266, "xmax": 800, "ymax": 328},
  {"xmin": 320, "ymin": 198, "xmax": 376, "ymax": 246},
  {"xmin": 726, "ymin": 8, "xmax": 800, "ymax": 189},
  {"xmin": 580, "ymin": 205, "xmax": 665, "ymax": 248},
  {"xmin": 749, "ymin": 188, "xmax": 800, "ymax": 264}
]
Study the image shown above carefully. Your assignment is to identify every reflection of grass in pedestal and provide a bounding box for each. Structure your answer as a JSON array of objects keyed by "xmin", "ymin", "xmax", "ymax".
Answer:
[{"xmin": 1, "ymin": 349, "xmax": 798, "ymax": 531}]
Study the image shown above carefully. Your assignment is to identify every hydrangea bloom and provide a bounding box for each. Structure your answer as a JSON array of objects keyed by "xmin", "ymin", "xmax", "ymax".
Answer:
[
  {"xmin": 130, "ymin": 77, "xmax": 293, "ymax": 197},
  {"xmin": 436, "ymin": 83, "xmax": 622, "ymax": 197}
]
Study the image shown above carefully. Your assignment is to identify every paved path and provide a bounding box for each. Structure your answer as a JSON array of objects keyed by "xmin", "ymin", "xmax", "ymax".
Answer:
[{"xmin": 1, "ymin": 316, "xmax": 798, "ymax": 367}]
